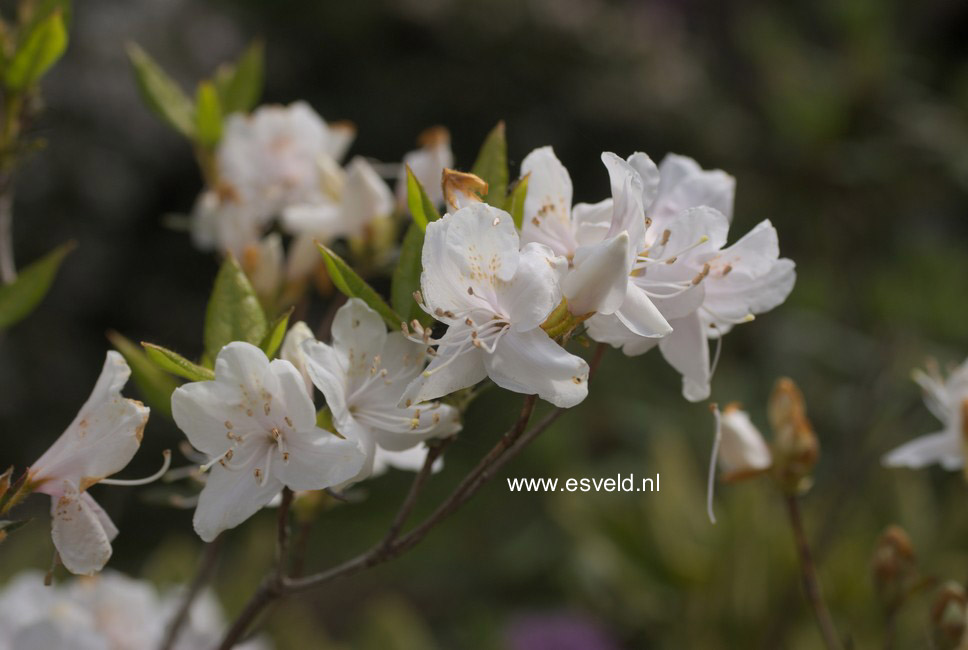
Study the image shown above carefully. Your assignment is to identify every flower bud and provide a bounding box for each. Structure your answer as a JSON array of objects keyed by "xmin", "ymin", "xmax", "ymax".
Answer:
[
  {"xmin": 442, "ymin": 168, "xmax": 488, "ymax": 211},
  {"xmin": 769, "ymin": 377, "xmax": 819, "ymax": 494},
  {"xmin": 718, "ymin": 403, "xmax": 772, "ymax": 481},
  {"xmin": 871, "ymin": 525, "xmax": 917, "ymax": 611},
  {"xmin": 931, "ymin": 582, "xmax": 968, "ymax": 650}
]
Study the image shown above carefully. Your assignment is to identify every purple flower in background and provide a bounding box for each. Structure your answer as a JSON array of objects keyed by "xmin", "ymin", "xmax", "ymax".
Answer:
[{"xmin": 506, "ymin": 612, "xmax": 620, "ymax": 650}]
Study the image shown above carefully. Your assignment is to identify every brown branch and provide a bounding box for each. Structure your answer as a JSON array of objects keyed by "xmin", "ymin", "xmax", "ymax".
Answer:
[
  {"xmin": 784, "ymin": 495, "xmax": 844, "ymax": 650},
  {"xmin": 381, "ymin": 437, "xmax": 452, "ymax": 547},
  {"xmin": 276, "ymin": 488, "xmax": 294, "ymax": 574},
  {"xmin": 158, "ymin": 537, "xmax": 223, "ymax": 650}
]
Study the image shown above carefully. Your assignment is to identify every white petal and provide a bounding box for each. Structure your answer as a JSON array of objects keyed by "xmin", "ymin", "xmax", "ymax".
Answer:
[
  {"xmin": 303, "ymin": 339, "xmax": 350, "ymax": 422},
  {"xmin": 51, "ymin": 491, "xmax": 113, "ymax": 575},
  {"xmin": 486, "ymin": 329, "xmax": 589, "ymax": 408},
  {"xmin": 655, "ymin": 154, "xmax": 735, "ymax": 222},
  {"xmin": 658, "ymin": 313, "xmax": 710, "ymax": 402},
  {"xmin": 660, "ymin": 205, "xmax": 730, "ymax": 256},
  {"xmin": 368, "ymin": 402, "xmax": 462, "ymax": 451},
  {"xmin": 520, "ymin": 146, "xmax": 577, "ymax": 256},
  {"xmin": 586, "ymin": 312, "xmax": 661, "ymax": 356},
  {"xmin": 274, "ymin": 427, "xmax": 367, "ymax": 491},
  {"xmin": 572, "ymin": 199, "xmax": 612, "ymax": 247},
  {"xmin": 614, "ymin": 284, "xmax": 672, "ymax": 337},
  {"xmin": 445, "ymin": 203, "xmax": 520, "ymax": 283},
  {"xmin": 501, "ymin": 242, "xmax": 563, "ymax": 330},
  {"xmin": 399, "ymin": 325, "xmax": 487, "ymax": 406},
  {"xmin": 31, "ymin": 352, "xmax": 148, "ymax": 490},
  {"xmin": 372, "ymin": 446, "xmax": 444, "ymax": 476},
  {"xmin": 280, "ymin": 321, "xmax": 315, "ymax": 393},
  {"xmin": 565, "ymin": 233, "xmax": 631, "ymax": 315},
  {"xmin": 719, "ymin": 407, "xmax": 772, "ymax": 473},
  {"xmin": 268, "ymin": 358, "xmax": 317, "ymax": 431},
  {"xmin": 193, "ymin": 461, "xmax": 283, "ymax": 542},
  {"xmin": 340, "ymin": 157, "xmax": 394, "ymax": 237},
  {"xmin": 626, "ymin": 152, "xmax": 660, "ymax": 209},
  {"xmin": 331, "ymin": 298, "xmax": 389, "ymax": 369},
  {"xmin": 285, "ymin": 233, "xmax": 324, "ymax": 281},
  {"xmin": 601, "ymin": 152, "xmax": 647, "ymax": 253},
  {"xmin": 280, "ymin": 203, "xmax": 343, "ymax": 239},
  {"xmin": 80, "ymin": 493, "xmax": 118, "ymax": 542},
  {"xmin": 883, "ymin": 431, "xmax": 963, "ymax": 470}
]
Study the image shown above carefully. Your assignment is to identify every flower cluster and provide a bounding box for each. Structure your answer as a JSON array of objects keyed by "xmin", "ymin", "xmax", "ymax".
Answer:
[{"xmin": 0, "ymin": 570, "xmax": 267, "ymax": 650}]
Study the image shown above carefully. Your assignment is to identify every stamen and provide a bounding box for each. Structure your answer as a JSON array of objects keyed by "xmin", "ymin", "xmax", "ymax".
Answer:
[{"xmin": 101, "ymin": 450, "xmax": 172, "ymax": 486}]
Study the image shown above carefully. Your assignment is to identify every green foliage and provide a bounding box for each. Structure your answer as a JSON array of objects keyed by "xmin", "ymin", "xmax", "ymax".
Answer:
[
  {"xmin": 141, "ymin": 342, "xmax": 215, "ymax": 382},
  {"xmin": 203, "ymin": 255, "xmax": 269, "ymax": 364},
  {"xmin": 470, "ymin": 121, "xmax": 508, "ymax": 207},
  {"xmin": 260, "ymin": 307, "xmax": 293, "ymax": 359},
  {"xmin": 504, "ymin": 173, "xmax": 529, "ymax": 230},
  {"xmin": 0, "ymin": 241, "xmax": 73, "ymax": 329},
  {"xmin": 405, "ymin": 166, "xmax": 441, "ymax": 231},
  {"xmin": 5, "ymin": 9, "xmax": 68, "ymax": 90},
  {"xmin": 194, "ymin": 81, "xmax": 222, "ymax": 148},
  {"xmin": 214, "ymin": 39, "xmax": 265, "ymax": 115},
  {"xmin": 318, "ymin": 244, "xmax": 403, "ymax": 329},
  {"xmin": 107, "ymin": 332, "xmax": 180, "ymax": 419},
  {"xmin": 126, "ymin": 42, "xmax": 196, "ymax": 138},
  {"xmin": 391, "ymin": 222, "xmax": 431, "ymax": 326}
]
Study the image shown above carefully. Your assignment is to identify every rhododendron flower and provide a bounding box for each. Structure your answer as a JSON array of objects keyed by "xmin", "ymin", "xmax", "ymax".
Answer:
[
  {"xmin": 520, "ymin": 147, "xmax": 670, "ymax": 336},
  {"xmin": 171, "ymin": 342, "xmax": 366, "ymax": 541},
  {"xmin": 402, "ymin": 202, "xmax": 589, "ymax": 408},
  {"xmin": 28, "ymin": 352, "xmax": 151, "ymax": 575},
  {"xmin": 396, "ymin": 126, "xmax": 453, "ymax": 209},
  {"xmin": 884, "ymin": 358, "xmax": 968, "ymax": 472},
  {"xmin": 300, "ymin": 299, "xmax": 461, "ymax": 481},
  {"xmin": 717, "ymin": 403, "xmax": 773, "ymax": 479},
  {"xmin": 588, "ymin": 155, "xmax": 795, "ymax": 401},
  {"xmin": 189, "ymin": 189, "xmax": 270, "ymax": 258}
]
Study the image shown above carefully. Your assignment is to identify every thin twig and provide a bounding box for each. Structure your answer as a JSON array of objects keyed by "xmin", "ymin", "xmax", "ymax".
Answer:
[
  {"xmin": 381, "ymin": 438, "xmax": 452, "ymax": 547},
  {"xmin": 784, "ymin": 495, "xmax": 843, "ymax": 650},
  {"xmin": 0, "ymin": 186, "xmax": 15, "ymax": 284},
  {"xmin": 276, "ymin": 488, "xmax": 294, "ymax": 574},
  {"xmin": 158, "ymin": 537, "xmax": 223, "ymax": 650}
]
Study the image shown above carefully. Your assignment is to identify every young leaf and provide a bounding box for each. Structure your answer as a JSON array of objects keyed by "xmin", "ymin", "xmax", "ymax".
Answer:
[
  {"xmin": 0, "ymin": 240, "xmax": 74, "ymax": 330},
  {"xmin": 260, "ymin": 307, "xmax": 293, "ymax": 359},
  {"xmin": 318, "ymin": 244, "xmax": 402, "ymax": 329},
  {"xmin": 126, "ymin": 42, "xmax": 195, "ymax": 138},
  {"xmin": 195, "ymin": 80, "xmax": 222, "ymax": 148},
  {"xmin": 5, "ymin": 9, "xmax": 67, "ymax": 90},
  {"xmin": 107, "ymin": 332, "xmax": 180, "ymax": 419},
  {"xmin": 141, "ymin": 342, "xmax": 215, "ymax": 382},
  {"xmin": 470, "ymin": 121, "xmax": 508, "ymax": 207},
  {"xmin": 391, "ymin": 222, "xmax": 431, "ymax": 327},
  {"xmin": 215, "ymin": 39, "xmax": 264, "ymax": 115},
  {"xmin": 204, "ymin": 255, "xmax": 269, "ymax": 362},
  {"xmin": 406, "ymin": 165, "xmax": 440, "ymax": 232},
  {"xmin": 505, "ymin": 173, "xmax": 530, "ymax": 230}
]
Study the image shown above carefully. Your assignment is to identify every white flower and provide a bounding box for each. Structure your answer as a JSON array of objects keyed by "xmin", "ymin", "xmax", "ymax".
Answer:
[
  {"xmin": 588, "ymin": 155, "xmax": 795, "ymax": 401},
  {"xmin": 883, "ymin": 359, "xmax": 968, "ymax": 471},
  {"xmin": 280, "ymin": 320, "xmax": 315, "ymax": 393},
  {"xmin": 402, "ymin": 202, "xmax": 590, "ymax": 408},
  {"xmin": 171, "ymin": 342, "xmax": 366, "ymax": 541},
  {"xmin": 28, "ymin": 352, "xmax": 151, "ymax": 576},
  {"xmin": 372, "ymin": 446, "xmax": 444, "ymax": 477},
  {"xmin": 218, "ymin": 101, "xmax": 354, "ymax": 215},
  {"xmin": 300, "ymin": 299, "xmax": 461, "ymax": 481},
  {"xmin": 189, "ymin": 189, "xmax": 270, "ymax": 258},
  {"xmin": 520, "ymin": 147, "xmax": 670, "ymax": 337},
  {"xmin": 396, "ymin": 126, "xmax": 453, "ymax": 209},
  {"xmin": 717, "ymin": 403, "xmax": 773, "ymax": 478},
  {"xmin": 281, "ymin": 156, "xmax": 394, "ymax": 279},
  {"xmin": 0, "ymin": 570, "xmax": 269, "ymax": 650}
]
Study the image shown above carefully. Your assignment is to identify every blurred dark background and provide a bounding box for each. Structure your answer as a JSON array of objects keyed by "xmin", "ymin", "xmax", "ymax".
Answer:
[{"xmin": 2, "ymin": 0, "xmax": 968, "ymax": 648}]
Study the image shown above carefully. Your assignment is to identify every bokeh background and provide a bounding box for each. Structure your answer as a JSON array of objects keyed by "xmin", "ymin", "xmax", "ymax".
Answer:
[{"xmin": 2, "ymin": 0, "xmax": 968, "ymax": 647}]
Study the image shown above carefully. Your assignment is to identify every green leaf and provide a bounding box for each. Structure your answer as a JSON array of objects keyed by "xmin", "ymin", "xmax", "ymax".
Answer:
[
  {"xmin": 405, "ymin": 166, "xmax": 440, "ymax": 232},
  {"xmin": 470, "ymin": 121, "xmax": 508, "ymax": 207},
  {"xmin": 5, "ymin": 9, "xmax": 67, "ymax": 90},
  {"xmin": 391, "ymin": 222, "xmax": 431, "ymax": 327},
  {"xmin": 141, "ymin": 342, "xmax": 215, "ymax": 382},
  {"xmin": 316, "ymin": 406, "xmax": 334, "ymax": 432},
  {"xmin": 108, "ymin": 332, "xmax": 180, "ymax": 419},
  {"xmin": 505, "ymin": 173, "xmax": 530, "ymax": 230},
  {"xmin": 0, "ymin": 241, "xmax": 74, "ymax": 329},
  {"xmin": 194, "ymin": 80, "xmax": 222, "ymax": 148},
  {"xmin": 215, "ymin": 39, "xmax": 264, "ymax": 114},
  {"xmin": 260, "ymin": 307, "xmax": 293, "ymax": 359},
  {"xmin": 318, "ymin": 244, "xmax": 402, "ymax": 330},
  {"xmin": 203, "ymin": 255, "xmax": 269, "ymax": 363},
  {"xmin": 126, "ymin": 42, "xmax": 195, "ymax": 138}
]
